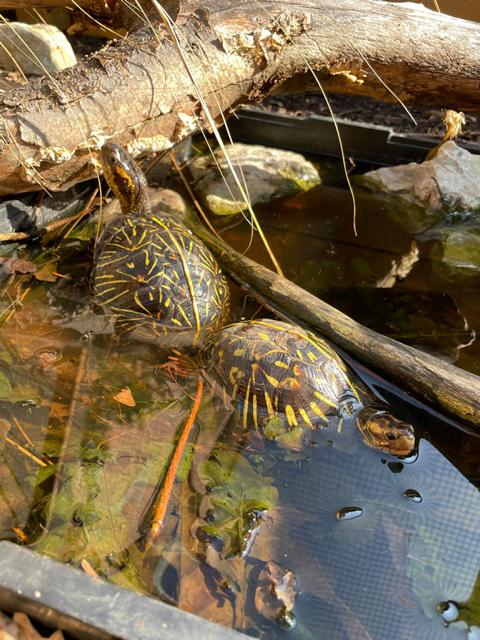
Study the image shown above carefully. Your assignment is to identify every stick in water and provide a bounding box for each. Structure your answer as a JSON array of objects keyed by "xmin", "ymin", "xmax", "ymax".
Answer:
[{"xmin": 147, "ymin": 377, "xmax": 204, "ymax": 545}]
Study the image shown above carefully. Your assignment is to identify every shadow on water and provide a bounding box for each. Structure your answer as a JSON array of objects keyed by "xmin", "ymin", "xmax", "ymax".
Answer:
[{"xmin": 0, "ymin": 174, "xmax": 478, "ymax": 639}]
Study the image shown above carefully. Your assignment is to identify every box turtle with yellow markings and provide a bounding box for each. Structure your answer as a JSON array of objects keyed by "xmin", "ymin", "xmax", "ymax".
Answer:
[
  {"xmin": 92, "ymin": 144, "xmax": 229, "ymax": 349},
  {"xmin": 209, "ymin": 319, "xmax": 415, "ymax": 456}
]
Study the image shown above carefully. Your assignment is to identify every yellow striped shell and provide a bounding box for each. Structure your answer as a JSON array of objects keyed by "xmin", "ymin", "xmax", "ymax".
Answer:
[
  {"xmin": 209, "ymin": 319, "xmax": 360, "ymax": 429},
  {"xmin": 93, "ymin": 143, "xmax": 229, "ymax": 348},
  {"xmin": 93, "ymin": 214, "xmax": 229, "ymax": 347}
]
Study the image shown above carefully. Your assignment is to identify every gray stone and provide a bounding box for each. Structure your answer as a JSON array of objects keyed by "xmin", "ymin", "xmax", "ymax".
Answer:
[
  {"xmin": 190, "ymin": 143, "xmax": 321, "ymax": 215},
  {"xmin": 361, "ymin": 141, "xmax": 480, "ymax": 216},
  {"xmin": 0, "ymin": 22, "xmax": 76, "ymax": 75},
  {"xmin": 430, "ymin": 223, "xmax": 480, "ymax": 272}
]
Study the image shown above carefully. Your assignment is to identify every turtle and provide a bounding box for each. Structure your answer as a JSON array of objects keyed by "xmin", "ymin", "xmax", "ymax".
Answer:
[
  {"xmin": 92, "ymin": 143, "xmax": 229, "ymax": 349},
  {"xmin": 208, "ymin": 318, "xmax": 415, "ymax": 456}
]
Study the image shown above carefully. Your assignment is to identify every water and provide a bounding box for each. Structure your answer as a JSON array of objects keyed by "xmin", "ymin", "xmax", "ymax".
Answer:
[{"xmin": 0, "ymin": 171, "xmax": 478, "ymax": 639}]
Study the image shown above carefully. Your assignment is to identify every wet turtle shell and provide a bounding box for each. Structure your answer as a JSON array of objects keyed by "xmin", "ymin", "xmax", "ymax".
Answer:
[
  {"xmin": 209, "ymin": 319, "xmax": 361, "ymax": 429},
  {"xmin": 93, "ymin": 144, "xmax": 229, "ymax": 347}
]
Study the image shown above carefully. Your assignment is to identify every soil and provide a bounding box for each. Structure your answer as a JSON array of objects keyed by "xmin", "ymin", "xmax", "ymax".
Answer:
[{"xmin": 258, "ymin": 93, "xmax": 480, "ymax": 151}]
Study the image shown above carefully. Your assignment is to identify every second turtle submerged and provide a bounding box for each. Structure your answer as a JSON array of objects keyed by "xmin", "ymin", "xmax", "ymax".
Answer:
[{"xmin": 209, "ymin": 319, "xmax": 415, "ymax": 456}]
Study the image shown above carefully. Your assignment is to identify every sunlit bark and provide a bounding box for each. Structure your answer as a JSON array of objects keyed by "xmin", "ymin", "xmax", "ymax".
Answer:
[{"xmin": 0, "ymin": 0, "xmax": 478, "ymax": 195}]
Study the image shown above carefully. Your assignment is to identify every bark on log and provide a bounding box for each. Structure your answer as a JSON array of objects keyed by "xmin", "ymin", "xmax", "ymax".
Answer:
[
  {"xmin": 0, "ymin": 0, "xmax": 113, "ymax": 12},
  {"xmin": 186, "ymin": 216, "xmax": 480, "ymax": 428},
  {"xmin": 0, "ymin": 0, "xmax": 478, "ymax": 195}
]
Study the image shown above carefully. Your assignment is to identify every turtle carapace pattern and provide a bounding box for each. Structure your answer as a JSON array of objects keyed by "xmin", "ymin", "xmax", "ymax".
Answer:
[
  {"xmin": 93, "ymin": 143, "xmax": 229, "ymax": 348},
  {"xmin": 209, "ymin": 319, "xmax": 361, "ymax": 429}
]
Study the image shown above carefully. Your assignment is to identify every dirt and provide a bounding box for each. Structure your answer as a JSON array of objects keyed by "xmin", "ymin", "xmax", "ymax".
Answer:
[{"xmin": 258, "ymin": 93, "xmax": 480, "ymax": 151}]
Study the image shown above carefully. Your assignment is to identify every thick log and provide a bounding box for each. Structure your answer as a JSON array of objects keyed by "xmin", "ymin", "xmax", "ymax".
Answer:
[
  {"xmin": 187, "ymin": 216, "xmax": 480, "ymax": 428},
  {"xmin": 0, "ymin": 0, "xmax": 112, "ymax": 12},
  {"xmin": 0, "ymin": 0, "xmax": 479, "ymax": 196}
]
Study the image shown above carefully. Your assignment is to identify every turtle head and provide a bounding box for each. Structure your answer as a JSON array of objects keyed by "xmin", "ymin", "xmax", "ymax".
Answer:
[
  {"xmin": 100, "ymin": 143, "xmax": 150, "ymax": 215},
  {"xmin": 356, "ymin": 406, "xmax": 415, "ymax": 457}
]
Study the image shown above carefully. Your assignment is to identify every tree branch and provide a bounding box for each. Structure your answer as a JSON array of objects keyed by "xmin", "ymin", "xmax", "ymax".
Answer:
[
  {"xmin": 0, "ymin": 0, "xmax": 479, "ymax": 195},
  {"xmin": 186, "ymin": 215, "xmax": 480, "ymax": 428},
  {"xmin": 0, "ymin": 0, "xmax": 113, "ymax": 13}
]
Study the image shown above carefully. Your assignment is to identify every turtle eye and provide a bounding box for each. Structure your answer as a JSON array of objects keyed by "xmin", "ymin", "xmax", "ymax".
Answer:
[
  {"xmin": 386, "ymin": 431, "xmax": 398, "ymax": 441},
  {"xmin": 109, "ymin": 154, "xmax": 118, "ymax": 166}
]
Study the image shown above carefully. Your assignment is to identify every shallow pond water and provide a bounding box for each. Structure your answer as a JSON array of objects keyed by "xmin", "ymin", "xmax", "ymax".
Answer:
[{"xmin": 0, "ymin": 170, "xmax": 478, "ymax": 640}]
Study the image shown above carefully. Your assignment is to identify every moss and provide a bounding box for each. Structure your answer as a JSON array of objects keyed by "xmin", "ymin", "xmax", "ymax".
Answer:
[{"xmin": 277, "ymin": 167, "xmax": 321, "ymax": 193}]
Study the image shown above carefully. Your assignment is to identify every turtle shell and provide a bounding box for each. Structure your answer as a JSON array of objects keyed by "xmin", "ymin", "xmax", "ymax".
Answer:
[
  {"xmin": 93, "ymin": 213, "xmax": 229, "ymax": 347},
  {"xmin": 209, "ymin": 319, "xmax": 360, "ymax": 428}
]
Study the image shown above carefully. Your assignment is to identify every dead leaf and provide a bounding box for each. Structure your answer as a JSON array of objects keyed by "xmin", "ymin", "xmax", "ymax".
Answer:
[
  {"xmin": 49, "ymin": 402, "xmax": 71, "ymax": 419},
  {"xmin": 0, "ymin": 257, "xmax": 36, "ymax": 275},
  {"xmin": 12, "ymin": 527, "xmax": 27, "ymax": 542},
  {"xmin": 113, "ymin": 387, "xmax": 136, "ymax": 407},
  {"xmin": 34, "ymin": 262, "xmax": 58, "ymax": 283},
  {"xmin": 81, "ymin": 558, "xmax": 100, "ymax": 580},
  {"xmin": 0, "ymin": 418, "xmax": 10, "ymax": 449},
  {"xmin": 255, "ymin": 561, "xmax": 296, "ymax": 622},
  {"xmin": 12, "ymin": 612, "xmax": 64, "ymax": 640}
]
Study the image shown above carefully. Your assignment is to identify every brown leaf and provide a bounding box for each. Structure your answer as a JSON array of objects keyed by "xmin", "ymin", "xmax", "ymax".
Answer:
[
  {"xmin": 0, "ymin": 418, "xmax": 10, "ymax": 450},
  {"xmin": 113, "ymin": 387, "xmax": 136, "ymax": 407},
  {"xmin": 49, "ymin": 402, "xmax": 71, "ymax": 419},
  {"xmin": 0, "ymin": 257, "xmax": 36, "ymax": 275},
  {"xmin": 34, "ymin": 262, "xmax": 58, "ymax": 283},
  {"xmin": 255, "ymin": 561, "xmax": 296, "ymax": 621},
  {"xmin": 81, "ymin": 558, "xmax": 100, "ymax": 580},
  {"xmin": 12, "ymin": 612, "xmax": 64, "ymax": 640}
]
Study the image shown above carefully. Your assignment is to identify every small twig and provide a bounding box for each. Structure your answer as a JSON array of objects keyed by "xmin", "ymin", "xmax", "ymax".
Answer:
[
  {"xmin": 168, "ymin": 151, "xmax": 223, "ymax": 240},
  {"xmin": 11, "ymin": 416, "xmax": 33, "ymax": 447},
  {"xmin": 5, "ymin": 435, "xmax": 47, "ymax": 467},
  {"xmin": 147, "ymin": 376, "xmax": 204, "ymax": 546},
  {"xmin": 4, "ymin": 285, "xmax": 30, "ymax": 323}
]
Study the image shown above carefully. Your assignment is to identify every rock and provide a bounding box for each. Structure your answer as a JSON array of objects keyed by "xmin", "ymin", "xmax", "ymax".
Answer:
[
  {"xmin": 361, "ymin": 141, "xmax": 480, "ymax": 222},
  {"xmin": 0, "ymin": 184, "xmax": 90, "ymax": 236},
  {"xmin": 190, "ymin": 143, "xmax": 321, "ymax": 215},
  {"xmin": 0, "ymin": 23, "xmax": 76, "ymax": 76},
  {"xmin": 429, "ymin": 223, "xmax": 480, "ymax": 272}
]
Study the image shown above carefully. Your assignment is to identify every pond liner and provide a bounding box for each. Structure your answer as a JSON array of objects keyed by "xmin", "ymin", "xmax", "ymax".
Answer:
[
  {"xmin": 0, "ymin": 541, "xmax": 250, "ymax": 640},
  {"xmin": 225, "ymin": 109, "xmax": 480, "ymax": 165}
]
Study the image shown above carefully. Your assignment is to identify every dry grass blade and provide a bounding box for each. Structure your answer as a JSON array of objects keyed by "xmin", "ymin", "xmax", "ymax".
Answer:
[
  {"xmin": 5, "ymin": 435, "xmax": 47, "ymax": 467},
  {"xmin": 169, "ymin": 151, "xmax": 221, "ymax": 239},
  {"xmin": 252, "ymin": 0, "xmax": 358, "ymax": 236},
  {"xmin": 149, "ymin": 0, "xmax": 284, "ymax": 275},
  {"xmin": 350, "ymin": 44, "xmax": 417, "ymax": 126}
]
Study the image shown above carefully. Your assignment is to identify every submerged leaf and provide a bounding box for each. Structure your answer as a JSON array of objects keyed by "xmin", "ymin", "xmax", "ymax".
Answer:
[
  {"xmin": 113, "ymin": 387, "xmax": 136, "ymax": 407},
  {"xmin": 255, "ymin": 561, "xmax": 296, "ymax": 622},
  {"xmin": 6, "ymin": 612, "xmax": 64, "ymax": 640},
  {"xmin": 34, "ymin": 262, "xmax": 58, "ymax": 282},
  {"xmin": 0, "ymin": 372, "xmax": 12, "ymax": 399},
  {"xmin": 196, "ymin": 449, "xmax": 278, "ymax": 558},
  {"xmin": 0, "ymin": 257, "xmax": 37, "ymax": 275}
]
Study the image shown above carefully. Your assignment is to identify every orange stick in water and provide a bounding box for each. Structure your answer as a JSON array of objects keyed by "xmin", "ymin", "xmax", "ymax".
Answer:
[{"xmin": 148, "ymin": 377, "xmax": 204, "ymax": 545}]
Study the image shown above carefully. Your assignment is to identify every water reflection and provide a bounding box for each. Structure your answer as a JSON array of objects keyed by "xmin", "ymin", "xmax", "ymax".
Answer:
[
  {"xmin": 0, "ymin": 177, "xmax": 477, "ymax": 639},
  {"xmin": 215, "ymin": 182, "xmax": 480, "ymax": 375},
  {"xmin": 251, "ymin": 439, "xmax": 480, "ymax": 640}
]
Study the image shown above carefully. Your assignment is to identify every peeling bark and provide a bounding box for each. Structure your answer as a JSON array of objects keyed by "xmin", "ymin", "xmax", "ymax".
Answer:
[
  {"xmin": 0, "ymin": 0, "xmax": 113, "ymax": 13},
  {"xmin": 0, "ymin": 0, "xmax": 479, "ymax": 195}
]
